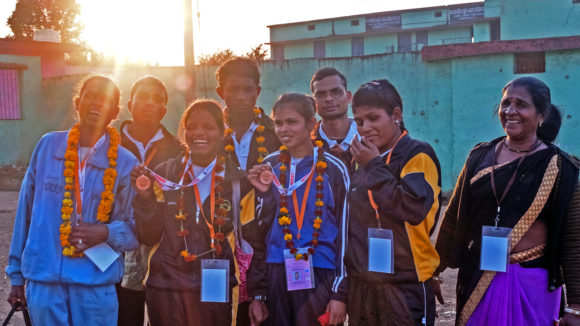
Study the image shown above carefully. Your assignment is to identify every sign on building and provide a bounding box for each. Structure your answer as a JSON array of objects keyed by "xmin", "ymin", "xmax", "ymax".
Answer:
[
  {"xmin": 366, "ymin": 14, "xmax": 402, "ymax": 32},
  {"xmin": 449, "ymin": 5, "xmax": 485, "ymax": 24}
]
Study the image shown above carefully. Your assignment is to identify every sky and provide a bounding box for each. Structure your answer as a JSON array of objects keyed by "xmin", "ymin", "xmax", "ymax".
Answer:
[{"xmin": 0, "ymin": 0, "xmax": 480, "ymax": 66}]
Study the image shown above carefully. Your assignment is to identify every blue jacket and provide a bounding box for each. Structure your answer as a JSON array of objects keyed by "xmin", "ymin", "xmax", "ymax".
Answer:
[
  {"xmin": 250, "ymin": 150, "xmax": 350, "ymax": 301},
  {"xmin": 6, "ymin": 130, "xmax": 139, "ymax": 286}
]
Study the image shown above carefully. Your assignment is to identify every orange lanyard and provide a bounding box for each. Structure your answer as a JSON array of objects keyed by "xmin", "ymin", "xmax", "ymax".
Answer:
[
  {"xmin": 367, "ymin": 130, "xmax": 408, "ymax": 225},
  {"xmin": 291, "ymin": 172, "xmax": 314, "ymax": 240},
  {"xmin": 193, "ymin": 169, "xmax": 216, "ymax": 248},
  {"xmin": 74, "ymin": 153, "xmax": 91, "ymax": 219},
  {"xmin": 143, "ymin": 147, "xmax": 158, "ymax": 167}
]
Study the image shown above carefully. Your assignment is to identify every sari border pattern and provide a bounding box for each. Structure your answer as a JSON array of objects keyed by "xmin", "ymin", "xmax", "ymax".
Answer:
[{"xmin": 459, "ymin": 154, "xmax": 559, "ymax": 326}]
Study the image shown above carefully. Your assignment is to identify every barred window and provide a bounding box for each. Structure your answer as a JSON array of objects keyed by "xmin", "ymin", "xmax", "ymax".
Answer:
[
  {"xmin": 0, "ymin": 69, "xmax": 21, "ymax": 120},
  {"xmin": 514, "ymin": 52, "xmax": 545, "ymax": 74}
]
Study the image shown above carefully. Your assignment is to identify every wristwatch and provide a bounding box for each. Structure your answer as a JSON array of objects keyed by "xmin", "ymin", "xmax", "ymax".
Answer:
[{"xmin": 253, "ymin": 294, "xmax": 267, "ymax": 302}]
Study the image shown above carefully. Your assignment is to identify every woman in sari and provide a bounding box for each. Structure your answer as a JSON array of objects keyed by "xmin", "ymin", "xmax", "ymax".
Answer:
[{"xmin": 435, "ymin": 76, "xmax": 580, "ymax": 325}]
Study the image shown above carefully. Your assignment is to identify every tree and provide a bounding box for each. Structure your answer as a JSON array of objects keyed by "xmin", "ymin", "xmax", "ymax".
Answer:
[
  {"xmin": 7, "ymin": 0, "xmax": 83, "ymax": 43},
  {"xmin": 198, "ymin": 48, "xmax": 235, "ymax": 65},
  {"xmin": 245, "ymin": 44, "xmax": 269, "ymax": 63}
]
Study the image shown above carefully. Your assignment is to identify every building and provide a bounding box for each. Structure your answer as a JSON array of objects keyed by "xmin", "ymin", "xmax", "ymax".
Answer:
[{"xmin": 267, "ymin": 0, "xmax": 580, "ymax": 60}]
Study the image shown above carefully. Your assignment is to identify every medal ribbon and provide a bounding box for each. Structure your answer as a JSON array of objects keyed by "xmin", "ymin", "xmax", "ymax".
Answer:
[
  {"xmin": 193, "ymin": 169, "xmax": 216, "ymax": 248},
  {"xmin": 367, "ymin": 130, "xmax": 408, "ymax": 226},
  {"xmin": 143, "ymin": 157, "xmax": 216, "ymax": 191},
  {"xmin": 291, "ymin": 173, "xmax": 314, "ymax": 240},
  {"xmin": 271, "ymin": 149, "xmax": 318, "ymax": 196}
]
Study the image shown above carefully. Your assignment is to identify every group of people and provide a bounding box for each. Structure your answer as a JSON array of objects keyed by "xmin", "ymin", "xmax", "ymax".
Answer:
[{"xmin": 4, "ymin": 57, "xmax": 579, "ymax": 326}]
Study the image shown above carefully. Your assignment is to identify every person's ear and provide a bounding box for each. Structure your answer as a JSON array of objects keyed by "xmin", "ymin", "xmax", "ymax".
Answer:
[
  {"xmin": 392, "ymin": 107, "xmax": 402, "ymax": 122},
  {"xmin": 216, "ymin": 86, "xmax": 224, "ymax": 100},
  {"xmin": 127, "ymin": 100, "xmax": 133, "ymax": 114},
  {"xmin": 306, "ymin": 116, "xmax": 317, "ymax": 131},
  {"xmin": 74, "ymin": 96, "xmax": 80, "ymax": 112}
]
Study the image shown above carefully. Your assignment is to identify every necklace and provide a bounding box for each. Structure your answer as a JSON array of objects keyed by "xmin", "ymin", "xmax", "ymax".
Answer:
[
  {"xmin": 60, "ymin": 123, "xmax": 119, "ymax": 257},
  {"xmin": 225, "ymin": 107, "xmax": 268, "ymax": 164},
  {"xmin": 277, "ymin": 141, "xmax": 326, "ymax": 260},
  {"xmin": 177, "ymin": 154, "xmax": 229, "ymax": 262},
  {"xmin": 503, "ymin": 138, "xmax": 542, "ymax": 153}
]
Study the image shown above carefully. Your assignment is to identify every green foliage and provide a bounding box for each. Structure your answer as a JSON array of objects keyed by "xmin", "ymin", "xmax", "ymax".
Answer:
[
  {"xmin": 245, "ymin": 44, "xmax": 269, "ymax": 63},
  {"xmin": 198, "ymin": 48, "xmax": 235, "ymax": 65},
  {"xmin": 198, "ymin": 44, "xmax": 270, "ymax": 66},
  {"xmin": 7, "ymin": 0, "xmax": 83, "ymax": 43}
]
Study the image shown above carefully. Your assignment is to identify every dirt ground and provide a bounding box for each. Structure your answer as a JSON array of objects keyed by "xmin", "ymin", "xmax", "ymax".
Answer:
[{"xmin": 0, "ymin": 190, "xmax": 457, "ymax": 325}]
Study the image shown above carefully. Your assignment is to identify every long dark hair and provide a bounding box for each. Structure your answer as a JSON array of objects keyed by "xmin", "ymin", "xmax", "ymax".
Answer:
[
  {"xmin": 352, "ymin": 79, "xmax": 405, "ymax": 132},
  {"xmin": 502, "ymin": 76, "xmax": 561, "ymax": 143}
]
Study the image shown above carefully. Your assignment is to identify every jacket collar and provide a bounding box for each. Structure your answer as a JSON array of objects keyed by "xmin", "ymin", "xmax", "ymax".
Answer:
[{"xmin": 54, "ymin": 127, "xmax": 113, "ymax": 170}]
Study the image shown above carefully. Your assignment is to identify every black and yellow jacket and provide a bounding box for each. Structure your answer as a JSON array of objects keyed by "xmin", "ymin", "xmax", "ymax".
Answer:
[{"xmin": 344, "ymin": 133, "xmax": 442, "ymax": 283}]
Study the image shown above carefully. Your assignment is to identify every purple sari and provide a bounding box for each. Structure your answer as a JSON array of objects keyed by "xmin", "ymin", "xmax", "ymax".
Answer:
[{"xmin": 467, "ymin": 263, "xmax": 561, "ymax": 325}]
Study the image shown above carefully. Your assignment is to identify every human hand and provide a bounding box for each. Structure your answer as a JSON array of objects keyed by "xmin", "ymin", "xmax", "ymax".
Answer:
[
  {"xmin": 7, "ymin": 286, "xmax": 26, "ymax": 310},
  {"xmin": 69, "ymin": 223, "xmax": 109, "ymax": 253},
  {"xmin": 247, "ymin": 164, "xmax": 273, "ymax": 193},
  {"xmin": 431, "ymin": 275, "xmax": 445, "ymax": 305},
  {"xmin": 326, "ymin": 299, "xmax": 347, "ymax": 325},
  {"xmin": 561, "ymin": 304, "xmax": 580, "ymax": 326},
  {"xmin": 350, "ymin": 136, "xmax": 380, "ymax": 167},
  {"xmin": 249, "ymin": 300, "xmax": 269, "ymax": 326},
  {"xmin": 131, "ymin": 165, "xmax": 155, "ymax": 199}
]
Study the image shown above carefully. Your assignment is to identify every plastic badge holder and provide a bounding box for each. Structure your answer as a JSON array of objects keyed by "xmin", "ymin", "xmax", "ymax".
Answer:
[
  {"xmin": 480, "ymin": 226, "xmax": 512, "ymax": 272},
  {"xmin": 368, "ymin": 228, "xmax": 394, "ymax": 274},
  {"xmin": 201, "ymin": 259, "xmax": 230, "ymax": 302},
  {"xmin": 284, "ymin": 248, "xmax": 315, "ymax": 291}
]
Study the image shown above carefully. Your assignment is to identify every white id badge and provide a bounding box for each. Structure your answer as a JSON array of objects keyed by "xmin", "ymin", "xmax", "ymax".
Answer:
[
  {"xmin": 284, "ymin": 248, "xmax": 315, "ymax": 291},
  {"xmin": 201, "ymin": 259, "xmax": 230, "ymax": 302},
  {"xmin": 368, "ymin": 228, "xmax": 394, "ymax": 274},
  {"xmin": 480, "ymin": 226, "xmax": 512, "ymax": 272}
]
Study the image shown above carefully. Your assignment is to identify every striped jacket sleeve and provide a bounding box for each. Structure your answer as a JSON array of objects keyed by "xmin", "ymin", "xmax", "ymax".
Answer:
[{"xmin": 326, "ymin": 153, "xmax": 350, "ymax": 302}]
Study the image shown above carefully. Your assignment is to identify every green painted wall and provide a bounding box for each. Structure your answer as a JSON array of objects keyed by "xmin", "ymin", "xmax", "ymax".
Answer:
[
  {"xmin": 284, "ymin": 42, "xmax": 315, "ymax": 59},
  {"xmin": 325, "ymin": 39, "xmax": 351, "ymax": 57},
  {"xmin": 402, "ymin": 8, "xmax": 449, "ymax": 29},
  {"xmin": 334, "ymin": 17, "xmax": 366, "ymax": 35},
  {"xmin": 428, "ymin": 27, "xmax": 473, "ymax": 45},
  {"xmin": 499, "ymin": 0, "xmax": 580, "ymax": 40},
  {"xmin": 473, "ymin": 21, "xmax": 491, "ymax": 42},
  {"xmin": 0, "ymin": 54, "xmax": 53, "ymax": 166},
  {"xmin": 270, "ymin": 21, "xmax": 333, "ymax": 42},
  {"xmin": 364, "ymin": 34, "xmax": 398, "ymax": 54}
]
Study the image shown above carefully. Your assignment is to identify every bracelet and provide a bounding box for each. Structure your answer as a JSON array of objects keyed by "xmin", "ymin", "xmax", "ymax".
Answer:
[{"xmin": 565, "ymin": 307, "xmax": 580, "ymax": 316}]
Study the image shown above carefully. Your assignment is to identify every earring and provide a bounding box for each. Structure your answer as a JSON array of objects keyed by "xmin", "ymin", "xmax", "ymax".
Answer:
[{"xmin": 395, "ymin": 119, "xmax": 400, "ymax": 126}]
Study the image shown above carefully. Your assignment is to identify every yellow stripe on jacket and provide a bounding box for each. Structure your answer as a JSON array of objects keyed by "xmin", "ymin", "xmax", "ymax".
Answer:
[{"xmin": 401, "ymin": 153, "xmax": 441, "ymax": 282}]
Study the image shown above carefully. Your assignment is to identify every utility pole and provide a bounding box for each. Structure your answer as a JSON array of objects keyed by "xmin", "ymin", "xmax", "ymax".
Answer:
[{"xmin": 183, "ymin": 0, "xmax": 196, "ymax": 104}]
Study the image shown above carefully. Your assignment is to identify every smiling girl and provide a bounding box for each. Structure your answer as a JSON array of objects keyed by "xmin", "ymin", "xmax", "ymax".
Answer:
[
  {"xmin": 247, "ymin": 93, "xmax": 349, "ymax": 326},
  {"xmin": 346, "ymin": 79, "xmax": 442, "ymax": 326},
  {"xmin": 131, "ymin": 99, "xmax": 257, "ymax": 325}
]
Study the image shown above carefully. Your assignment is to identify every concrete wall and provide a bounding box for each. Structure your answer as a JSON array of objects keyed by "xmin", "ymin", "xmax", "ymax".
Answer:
[
  {"xmin": 3, "ymin": 49, "xmax": 580, "ymax": 191},
  {"xmin": 499, "ymin": 0, "xmax": 580, "ymax": 40}
]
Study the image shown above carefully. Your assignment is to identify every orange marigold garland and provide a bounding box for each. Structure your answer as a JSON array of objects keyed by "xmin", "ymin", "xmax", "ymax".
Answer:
[
  {"xmin": 224, "ymin": 107, "xmax": 268, "ymax": 164},
  {"xmin": 278, "ymin": 141, "xmax": 326, "ymax": 260},
  {"xmin": 177, "ymin": 154, "xmax": 229, "ymax": 262},
  {"xmin": 60, "ymin": 123, "xmax": 119, "ymax": 257}
]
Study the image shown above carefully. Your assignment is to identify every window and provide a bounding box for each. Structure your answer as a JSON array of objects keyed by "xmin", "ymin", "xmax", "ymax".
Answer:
[
  {"xmin": 314, "ymin": 41, "xmax": 326, "ymax": 58},
  {"xmin": 352, "ymin": 37, "xmax": 364, "ymax": 56},
  {"xmin": 514, "ymin": 52, "xmax": 545, "ymax": 74},
  {"xmin": 490, "ymin": 20, "xmax": 501, "ymax": 41},
  {"xmin": 434, "ymin": 11, "xmax": 442, "ymax": 17},
  {"xmin": 307, "ymin": 24, "xmax": 316, "ymax": 31},
  {"xmin": 272, "ymin": 44, "xmax": 285, "ymax": 60},
  {"xmin": 350, "ymin": 19, "xmax": 360, "ymax": 26},
  {"xmin": 0, "ymin": 69, "xmax": 21, "ymax": 120},
  {"xmin": 397, "ymin": 32, "xmax": 412, "ymax": 52},
  {"xmin": 417, "ymin": 31, "xmax": 428, "ymax": 47}
]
